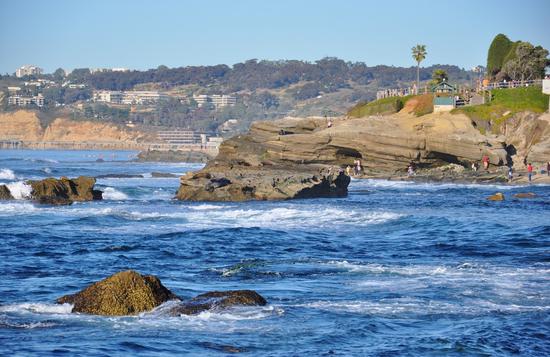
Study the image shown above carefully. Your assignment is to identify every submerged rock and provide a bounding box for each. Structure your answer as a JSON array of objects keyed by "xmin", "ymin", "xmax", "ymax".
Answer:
[
  {"xmin": 56, "ymin": 270, "xmax": 179, "ymax": 316},
  {"xmin": 96, "ymin": 173, "xmax": 144, "ymax": 179},
  {"xmin": 0, "ymin": 185, "xmax": 13, "ymax": 200},
  {"xmin": 151, "ymin": 172, "xmax": 178, "ymax": 178},
  {"xmin": 487, "ymin": 192, "xmax": 505, "ymax": 201},
  {"xmin": 169, "ymin": 290, "xmax": 268, "ymax": 316},
  {"xmin": 513, "ymin": 192, "xmax": 537, "ymax": 199},
  {"xmin": 28, "ymin": 176, "xmax": 102, "ymax": 205}
]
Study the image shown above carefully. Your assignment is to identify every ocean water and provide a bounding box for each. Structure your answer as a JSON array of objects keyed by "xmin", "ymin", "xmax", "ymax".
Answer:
[{"xmin": 0, "ymin": 150, "xmax": 549, "ymax": 356}]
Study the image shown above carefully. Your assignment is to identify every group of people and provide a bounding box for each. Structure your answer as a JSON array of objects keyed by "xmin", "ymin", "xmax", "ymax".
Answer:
[{"xmin": 479, "ymin": 154, "xmax": 550, "ymax": 183}]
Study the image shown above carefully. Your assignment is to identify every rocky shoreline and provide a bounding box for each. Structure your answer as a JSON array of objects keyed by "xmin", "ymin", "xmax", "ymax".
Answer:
[{"xmin": 175, "ymin": 112, "xmax": 550, "ymax": 201}]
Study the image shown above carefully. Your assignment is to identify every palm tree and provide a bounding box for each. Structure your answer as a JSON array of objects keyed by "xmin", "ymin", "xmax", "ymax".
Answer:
[{"xmin": 412, "ymin": 44, "xmax": 427, "ymax": 94}]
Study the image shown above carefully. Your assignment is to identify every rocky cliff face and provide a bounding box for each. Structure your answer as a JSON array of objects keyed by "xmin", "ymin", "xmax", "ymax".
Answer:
[
  {"xmin": 0, "ymin": 110, "xmax": 148, "ymax": 142},
  {"xmin": 176, "ymin": 111, "xmax": 549, "ymax": 201}
]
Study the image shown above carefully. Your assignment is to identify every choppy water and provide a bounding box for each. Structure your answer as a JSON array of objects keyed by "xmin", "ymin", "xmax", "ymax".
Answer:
[{"xmin": 0, "ymin": 150, "xmax": 549, "ymax": 356}]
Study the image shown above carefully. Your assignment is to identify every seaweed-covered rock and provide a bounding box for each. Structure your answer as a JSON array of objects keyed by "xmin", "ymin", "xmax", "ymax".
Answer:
[
  {"xmin": 56, "ymin": 270, "xmax": 179, "ymax": 316},
  {"xmin": 0, "ymin": 185, "xmax": 13, "ymax": 200},
  {"xmin": 169, "ymin": 290, "xmax": 268, "ymax": 316},
  {"xmin": 29, "ymin": 176, "xmax": 102, "ymax": 205}
]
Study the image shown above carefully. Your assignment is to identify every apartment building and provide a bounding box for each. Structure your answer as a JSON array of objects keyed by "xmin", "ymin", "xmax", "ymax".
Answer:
[
  {"xmin": 15, "ymin": 65, "xmax": 43, "ymax": 78},
  {"xmin": 192, "ymin": 94, "xmax": 236, "ymax": 109},
  {"xmin": 92, "ymin": 90, "xmax": 168, "ymax": 105},
  {"xmin": 8, "ymin": 94, "xmax": 45, "ymax": 107}
]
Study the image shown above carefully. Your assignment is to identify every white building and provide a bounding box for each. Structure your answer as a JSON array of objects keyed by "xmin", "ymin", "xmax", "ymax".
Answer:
[
  {"xmin": 193, "ymin": 94, "xmax": 236, "ymax": 109},
  {"xmin": 92, "ymin": 90, "xmax": 167, "ymax": 105},
  {"xmin": 8, "ymin": 94, "xmax": 44, "ymax": 107},
  {"xmin": 15, "ymin": 65, "xmax": 43, "ymax": 78},
  {"xmin": 157, "ymin": 130, "xmax": 202, "ymax": 144}
]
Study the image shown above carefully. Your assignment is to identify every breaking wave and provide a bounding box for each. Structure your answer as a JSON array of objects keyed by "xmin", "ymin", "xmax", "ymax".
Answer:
[
  {"xmin": 6, "ymin": 181, "xmax": 32, "ymax": 199},
  {"xmin": 102, "ymin": 187, "xmax": 129, "ymax": 200},
  {"xmin": 0, "ymin": 168, "xmax": 16, "ymax": 180}
]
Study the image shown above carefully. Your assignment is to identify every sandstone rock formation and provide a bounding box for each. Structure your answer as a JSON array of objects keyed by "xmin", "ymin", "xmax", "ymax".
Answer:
[
  {"xmin": 487, "ymin": 192, "xmax": 505, "ymax": 201},
  {"xmin": 176, "ymin": 112, "xmax": 514, "ymax": 201},
  {"xmin": 168, "ymin": 290, "xmax": 268, "ymax": 316},
  {"xmin": 0, "ymin": 185, "xmax": 13, "ymax": 200},
  {"xmin": 29, "ymin": 176, "xmax": 103, "ymax": 205},
  {"xmin": 57, "ymin": 270, "xmax": 179, "ymax": 316}
]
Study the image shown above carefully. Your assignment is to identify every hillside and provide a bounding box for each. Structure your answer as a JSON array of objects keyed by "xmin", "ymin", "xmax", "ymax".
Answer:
[{"xmin": 0, "ymin": 59, "xmax": 475, "ymax": 134}]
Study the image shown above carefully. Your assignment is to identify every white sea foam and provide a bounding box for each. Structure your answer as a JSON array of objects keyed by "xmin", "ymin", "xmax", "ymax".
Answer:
[
  {"xmin": 6, "ymin": 181, "xmax": 32, "ymax": 199},
  {"xmin": 303, "ymin": 297, "xmax": 549, "ymax": 315},
  {"xmin": 352, "ymin": 179, "xmax": 519, "ymax": 191},
  {"xmin": 0, "ymin": 168, "xmax": 16, "ymax": 180},
  {"xmin": 42, "ymin": 167, "xmax": 52, "ymax": 174},
  {"xmin": 102, "ymin": 187, "xmax": 129, "ymax": 200},
  {"xmin": 0, "ymin": 202, "xmax": 38, "ymax": 215},
  {"xmin": 0, "ymin": 303, "xmax": 73, "ymax": 315},
  {"xmin": 188, "ymin": 204, "xmax": 229, "ymax": 211}
]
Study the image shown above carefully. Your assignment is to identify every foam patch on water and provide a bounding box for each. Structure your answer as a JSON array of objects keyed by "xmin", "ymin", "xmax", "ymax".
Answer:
[
  {"xmin": 0, "ymin": 168, "xmax": 16, "ymax": 180},
  {"xmin": 0, "ymin": 303, "xmax": 73, "ymax": 315},
  {"xmin": 0, "ymin": 202, "xmax": 38, "ymax": 214},
  {"xmin": 353, "ymin": 179, "xmax": 519, "ymax": 191},
  {"xmin": 102, "ymin": 187, "xmax": 129, "ymax": 200},
  {"xmin": 302, "ymin": 297, "xmax": 549, "ymax": 316},
  {"xmin": 6, "ymin": 181, "xmax": 32, "ymax": 199}
]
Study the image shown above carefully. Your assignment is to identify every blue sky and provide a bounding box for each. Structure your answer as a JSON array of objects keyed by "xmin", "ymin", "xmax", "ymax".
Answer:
[{"xmin": 0, "ymin": 0, "xmax": 548, "ymax": 73}]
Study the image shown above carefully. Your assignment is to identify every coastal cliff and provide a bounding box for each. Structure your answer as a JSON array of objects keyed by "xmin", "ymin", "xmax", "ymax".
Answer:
[
  {"xmin": 0, "ymin": 110, "xmax": 150, "ymax": 143},
  {"xmin": 176, "ymin": 110, "xmax": 550, "ymax": 201}
]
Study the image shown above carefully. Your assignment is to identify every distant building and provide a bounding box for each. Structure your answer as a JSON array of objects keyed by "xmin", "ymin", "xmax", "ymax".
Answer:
[
  {"xmin": 92, "ymin": 90, "xmax": 168, "ymax": 105},
  {"xmin": 157, "ymin": 130, "xmax": 203, "ymax": 144},
  {"xmin": 90, "ymin": 67, "xmax": 129, "ymax": 74},
  {"xmin": 68, "ymin": 83, "xmax": 87, "ymax": 89},
  {"xmin": 8, "ymin": 94, "xmax": 44, "ymax": 107},
  {"xmin": 193, "ymin": 94, "xmax": 236, "ymax": 109},
  {"xmin": 7, "ymin": 86, "xmax": 21, "ymax": 94},
  {"xmin": 15, "ymin": 65, "xmax": 43, "ymax": 78}
]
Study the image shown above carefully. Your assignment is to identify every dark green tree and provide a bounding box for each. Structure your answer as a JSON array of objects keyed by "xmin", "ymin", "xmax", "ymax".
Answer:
[
  {"xmin": 53, "ymin": 68, "xmax": 66, "ymax": 82},
  {"xmin": 487, "ymin": 34, "xmax": 513, "ymax": 78}
]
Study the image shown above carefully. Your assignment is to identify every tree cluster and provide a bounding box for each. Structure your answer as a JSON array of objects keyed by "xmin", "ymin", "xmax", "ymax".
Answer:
[{"xmin": 487, "ymin": 34, "xmax": 549, "ymax": 81}]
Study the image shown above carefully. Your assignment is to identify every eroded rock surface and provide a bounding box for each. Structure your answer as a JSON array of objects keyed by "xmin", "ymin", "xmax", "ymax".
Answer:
[
  {"xmin": 0, "ymin": 185, "xmax": 13, "ymax": 200},
  {"xmin": 29, "ymin": 176, "xmax": 103, "ymax": 205},
  {"xmin": 168, "ymin": 290, "xmax": 268, "ymax": 316},
  {"xmin": 56, "ymin": 270, "xmax": 179, "ymax": 316}
]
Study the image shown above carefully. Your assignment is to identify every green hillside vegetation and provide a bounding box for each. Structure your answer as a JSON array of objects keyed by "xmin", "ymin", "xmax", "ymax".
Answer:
[
  {"xmin": 348, "ymin": 96, "xmax": 412, "ymax": 117},
  {"xmin": 347, "ymin": 93, "xmax": 435, "ymax": 118},
  {"xmin": 452, "ymin": 87, "xmax": 549, "ymax": 133}
]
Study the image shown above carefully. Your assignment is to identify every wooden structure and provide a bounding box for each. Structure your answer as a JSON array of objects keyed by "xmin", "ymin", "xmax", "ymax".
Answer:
[{"xmin": 432, "ymin": 80, "xmax": 457, "ymax": 112}]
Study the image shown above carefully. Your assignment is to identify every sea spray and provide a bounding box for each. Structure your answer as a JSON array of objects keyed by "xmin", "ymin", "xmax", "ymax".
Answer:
[
  {"xmin": 6, "ymin": 181, "xmax": 32, "ymax": 199},
  {"xmin": 0, "ymin": 168, "xmax": 16, "ymax": 180}
]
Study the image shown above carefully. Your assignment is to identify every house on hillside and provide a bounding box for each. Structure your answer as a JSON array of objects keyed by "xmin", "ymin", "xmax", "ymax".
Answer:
[{"xmin": 432, "ymin": 81, "xmax": 457, "ymax": 113}]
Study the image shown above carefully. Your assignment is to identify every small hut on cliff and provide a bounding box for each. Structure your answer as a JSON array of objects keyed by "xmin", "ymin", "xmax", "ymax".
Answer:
[{"xmin": 432, "ymin": 80, "xmax": 457, "ymax": 113}]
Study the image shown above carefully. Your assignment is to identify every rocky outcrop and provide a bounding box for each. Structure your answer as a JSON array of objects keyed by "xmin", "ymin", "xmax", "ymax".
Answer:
[
  {"xmin": 176, "ymin": 166, "xmax": 350, "ymax": 201},
  {"xmin": 29, "ymin": 176, "xmax": 103, "ymax": 205},
  {"xmin": 168, "ymin": 290, "xmax": 267, "ymax": 316},
  {"xmin": 513, "ymin": 192, "xmax": 537, "ymax": 199},
  {"xmin": 487, "ymin": 192, "xmax": 505, "ymax": 201},
  {"xmin": 57, "ymin": 270, "xmax": 179, "ymax": 316},
  {"xmin": 56, "ymin": 270, "xmax": 269, "ymax": 317},
  {"xmin": 0, "ymin": 185, "xmax": 13, "ymax": 200},
  {"xmin": 500, "ymin": 112, "xmax": 550, "ymax": 167},
  {"xmin": 176, "ymin": 113, "xmax": 511, "ymax": 201},
  {"xmin": 136, "ymin": 150, "xmax": 213, "ymax": 163}
]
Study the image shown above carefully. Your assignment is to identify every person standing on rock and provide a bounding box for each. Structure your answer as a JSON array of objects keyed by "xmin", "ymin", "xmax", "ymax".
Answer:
[
  {"xmin": 346, "ymin": 165, "xmax": 351, "ymax": 176},
  {"xmin": 355, "ymin": 160, "xmax": 363, "ymax": 176},
  {"xmin": 482, "ymin": 155, "xmax": 489, "ymax": 171},
  {"xmin": 527, "ymin": 163, "xmax": 533, "ymax": 182},
  {"xmin": 507, "ymin": 166, "xmax": 513, "ymax": 182},
  {"xmin": 547, "ymin": 161, "xmax": 550, "ymax": 176}
]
